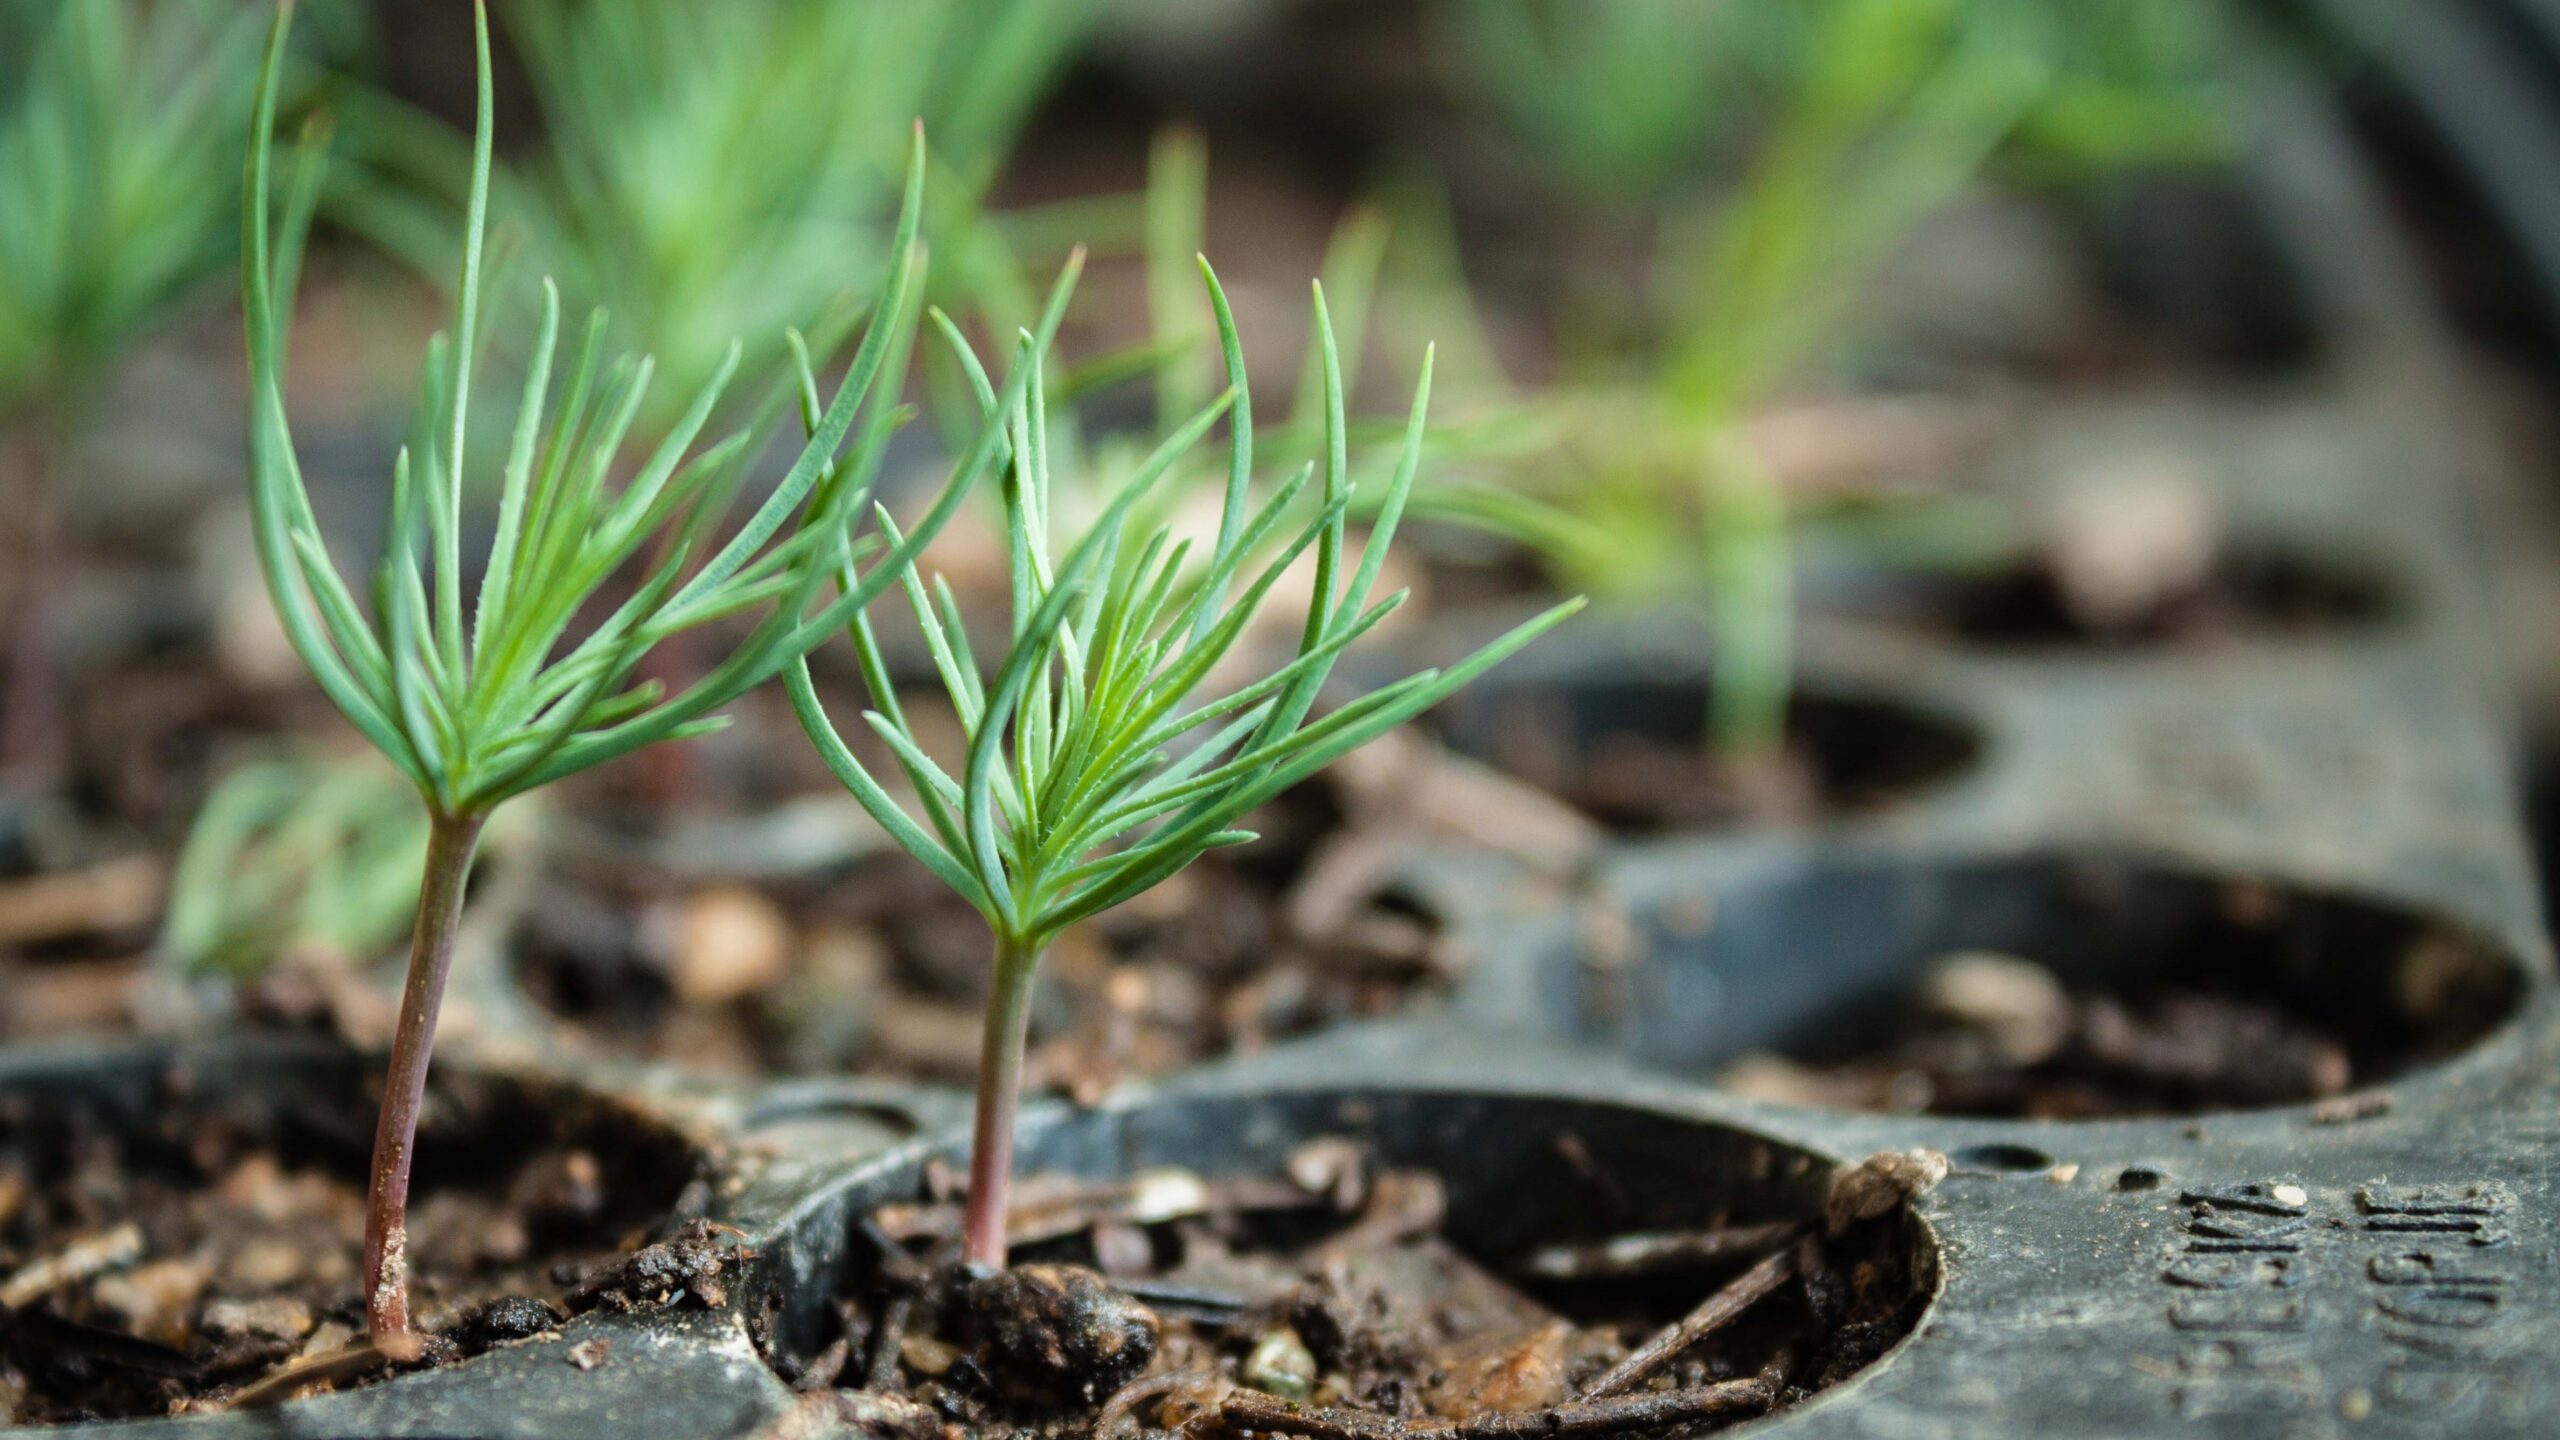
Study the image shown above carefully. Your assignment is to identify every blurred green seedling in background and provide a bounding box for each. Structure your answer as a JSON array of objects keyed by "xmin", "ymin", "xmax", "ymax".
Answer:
[
  {"xmin": 490, "ymin": 0, "xmax": 1106, "ymax": 435},
  {"xmin": 0, "ymin": 0, "xmax": 289, "ymax": 790},
  {"xmin": 1433, "ymin": 0, "xmax": 2236, "ymax": 763},
  {"xmin": 161, "ymin": 751, "xmax": 439, "ymax": 983}
]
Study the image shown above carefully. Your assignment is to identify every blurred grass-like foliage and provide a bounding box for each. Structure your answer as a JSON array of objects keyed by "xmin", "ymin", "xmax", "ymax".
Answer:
[
  {"xmin": 162, "ymin": 751, "xmax": 438, "ymax": 981},
  {"xmin": 0, "ymin": 0, "xmax": 272, "ymax": 417},
  {"xmin": 1430, "ymin": 0, "xmax": 2241, "ymax": 757},
  {"xmin": 495, "ymin": 0, "xmax": 1104, "ymax": 432},
  {"xmin": 1445, "ymin": 0, "xmax": 2232, "ymax": 207}
]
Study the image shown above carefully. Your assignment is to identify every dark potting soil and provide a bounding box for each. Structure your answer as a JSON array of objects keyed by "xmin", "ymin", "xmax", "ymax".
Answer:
[
  {"xmin": 518, "ymin": 777, "xmax": 1464, "ymax": 1091},
  {"xmin": 0, "ymin": 641, "xmax": 337, "ymax": 1047},
  {"xmin": 1897, "ymin": 546, "xmax": 2392, "ymax": 649},
  {"xmin": 1433, "ymin": 685, "xmax": 1979, "ymax": 838},
  {"xmin": 775, "ymin": 1146, "xmax": 1931, "ymax": 1440},
  {"xmin": 0, "ymin": 1068, "xmax": 706, "ymax": 1422},
  {"xmin": 1721, "ymin": 952, "xmax": 2386, "ymax": 1119}
]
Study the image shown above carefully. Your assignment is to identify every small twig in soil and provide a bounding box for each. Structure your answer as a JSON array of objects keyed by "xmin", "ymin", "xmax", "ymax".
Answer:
[
  {"xmin": 749, "ymin": 1389, "xmax": 940, "ymax": 1440},
  {"xmin": 854, "ymin": 1215, "xmax": 932, "ymax": 1284},
  {"xmin": 1578, "ymin": 1243, "xmax": 1801, "ymax": 1399},
  {"xmin": 0, "ymin": 1222, "xmax": 141, "ymax": 1308},
  {"xmin": 1216, "ymin": 1378, "xmax": 1773, "ymax": 1439},
  {"xmin": 830, "ymin": 1388, "xmax": 951, "ymax": 1440},
  {"xmin": 1096, "ymin": 1369, "xmax": 1221, "ymax": 1437},
  {"xmin": 223, "ymin": 1335, "xmax": 411, "ymax": 1409},
  {"xmin": 864, "ymin": 1292, "xmax": 912, "ymax": 1389},
  {"xmin": 1549, "ymin": 1134, "xmax": 1629, "ymax": 1221},
  {"xmin": 1115, "ymin": 1278, "xmax": 1252, "ymax": 1326},
  {"xmin": 1308, "ymin": 1171, "xmax": 1447, "ymax": 1266},
  {"xmin": 875, "ymin": 1170, "xmax": 1327, "ymax": 1249},
  {"xmin": 792, "ymin": 1335, "xmax": 850, "ymax": 1393},
  {"xmin": 1514, "ymin": 1220, "xmax": 1800, "ymax": 1283}
]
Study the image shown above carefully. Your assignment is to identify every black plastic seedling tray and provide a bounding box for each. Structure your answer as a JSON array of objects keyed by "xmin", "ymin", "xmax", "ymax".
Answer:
[{"xmin": 1, "ymin": 371, "xmax": 2548, "ymax": 1440}]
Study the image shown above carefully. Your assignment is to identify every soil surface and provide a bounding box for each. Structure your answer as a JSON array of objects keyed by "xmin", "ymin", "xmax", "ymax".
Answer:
[
  {"xmin": 1909, "ymin": 547, "xmax": 2390, "ymax": 648},
  {"xmin": 1720, "ymin": 952, "xmax": 2373, "ymax": 1119},
  {"xmin": 0, "ymin": 637, "xmax": 333, "ymax": 1048},
  {"xmin": 516, "ymin": 740, "xmax": 1572, "ymax": 1090},
  {"xmin": 773, "ymin": 1145, "xmax": 1931, "ymax": 1440},
  {"xmin": 1433, "ymin": 687, "xmax": 1979, "ymax": 837},
  {"xmin": 0, "ymin": 1065, "xmax": 705, "ymax": 1422}
]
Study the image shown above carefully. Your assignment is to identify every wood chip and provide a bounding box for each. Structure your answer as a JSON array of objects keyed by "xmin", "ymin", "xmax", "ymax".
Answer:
[
  {"xmin": 224, "ymin": 1335, "xmax": 401, "ymax": 1409},
  {"xmin": 1578, "ymin": 1245, "xmax": 1799, "ymax": 1399},
  {"xmin": 0, "ymin": 1222, "xmax": 142, "ymax": 1308},
  {"xmin": 1219, "ymin": 1377, "xmax": 1772, "ymax": 1439},
  {"xmin": 1515, "ymin": 1220, "xmax": 1799, "ymax": 1282},
  {"xmin": 1424, "ymin": 1320, "xmax": 1569, "ymax": 1418},
  {"xmin": 0, "ymin": 856, "xmax": 161, "ymax": 946}
]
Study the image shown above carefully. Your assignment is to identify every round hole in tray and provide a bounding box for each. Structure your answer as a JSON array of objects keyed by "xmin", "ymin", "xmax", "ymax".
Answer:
[
  {"xmin": 1832, "ymin": 540, "xmax": 2398, "ymax": 650},
  {"xmin": 1573, "ymin": 852, "xmax": 2522, "ymax": 1118},
  {"xmin": 1947, "ymin": 1143, "xmax": 2055, "ymax": 1174},
  {"xmin": 0, "ymin": 1042, "xmax": 702, "ymax": 1420},
  {"xmin": 1428, "ymin": 669, "xmax": 1983, "ymax": 837},
  {"xmin": 757, "ymin": 1088, "xmax": 1939, "ymax": 1429}
]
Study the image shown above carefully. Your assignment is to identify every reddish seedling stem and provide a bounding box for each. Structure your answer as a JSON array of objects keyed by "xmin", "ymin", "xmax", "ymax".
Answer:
[
  {"xmin": 962, "ymin": 937, "xmax": 1042, "ymax": 1268},
  {"xmin": 361, "ymin": 809, "xmax": 487, "ymax": 1341}
]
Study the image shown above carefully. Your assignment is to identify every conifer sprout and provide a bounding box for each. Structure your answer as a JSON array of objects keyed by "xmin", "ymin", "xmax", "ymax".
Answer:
[
  {"xmin": 0, "ymin": 0, "xmax": 275, "ymax": 784},
  {"xmin": 789, "ymin": 263, "xmax": 1584, "ymax": 1268},
  {"xmin": 1432, "ymin": 0, "xmax": 2051, "ymax": 762},
  {"xmin": 243, "ymin": 1, "xmax": 1023, "ymax": 1348}
]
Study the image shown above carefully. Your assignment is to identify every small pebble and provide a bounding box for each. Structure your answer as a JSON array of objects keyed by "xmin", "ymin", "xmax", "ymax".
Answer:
[
  {"xmin": 567, "ymin": 1339, "xmax": 612, "ymax": 1371},
  {"xmin": 222, "ymin": 1238, "xmax": 308, "ymax": 1291},
  {"xmin": 297, "ymin": 1321, "xmax": 357, "ymax": 1360},
  {"xmin": 1241, "ymin": 1328, "xmax": 1317, "ymax": 1401},
  {"xmin": 200, "ymin": 1296, "xmax": 314, "ymax": 1344},
  {"xmin": 672, "ymin": 885, "xmax": 793, "ymax": 1005},
  {"xmin": 2309, "ymin": 1092, "xmax": 2394, "ymax": 1126},
  {"xmin": 1921, "ymin": 952, "xmax": 2070, "ymax": 1065},
  {"xmin": 900, "ymin": 1334, "xmax": 960, "ymax": 1377}
]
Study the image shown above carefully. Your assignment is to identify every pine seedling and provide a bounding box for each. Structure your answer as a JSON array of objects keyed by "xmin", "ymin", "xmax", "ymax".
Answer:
[
  {"xmin": 790, "ymin": 265, "xmax": 1582, "ymax": 1267},
  {"xmin": 1435, "ymin": 0, "xmax": 2049, "ymax": 761},
  {"xmin": 0, "ymin": 0, "xmax": 275, "ymax": 782},
  {"xmin": 243, "ymin": 2, "xmax": 1020, "ymax": 1346},
  {"xmin": 1440, "ymin": 0, "xmax": 1787, "ymax": 205}
]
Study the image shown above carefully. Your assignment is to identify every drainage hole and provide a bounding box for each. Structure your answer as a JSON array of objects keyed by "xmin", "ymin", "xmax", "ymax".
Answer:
[{"xmin": 1948, "ymin": 1142, "xmax": 2055, "ymax": 1174}]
